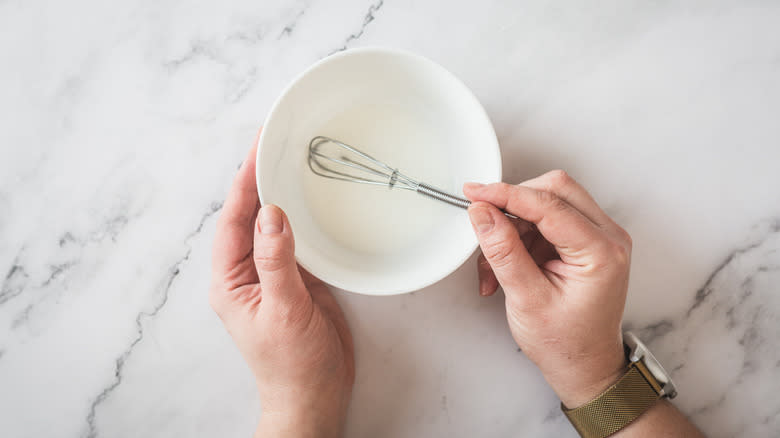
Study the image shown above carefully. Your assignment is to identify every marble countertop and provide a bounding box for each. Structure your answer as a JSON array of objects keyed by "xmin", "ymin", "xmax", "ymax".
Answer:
[{"xmin": 2, "ymin": 1, "xmax": 779, "ymax": 437}]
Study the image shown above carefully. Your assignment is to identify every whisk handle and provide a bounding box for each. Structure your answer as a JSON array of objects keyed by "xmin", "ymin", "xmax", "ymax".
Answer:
[
  {"xmin": 416, "ymin": 183, "xmax": 471, "ymax": 209},
  {"xmin": 416, "ymin": 183, "xmax": 518, "ymax": 219}
]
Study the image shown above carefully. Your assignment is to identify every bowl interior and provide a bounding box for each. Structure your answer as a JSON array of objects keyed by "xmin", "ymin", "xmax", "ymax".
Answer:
[{"xmin": 257, "ymin": 48, "xmax": 500, "ymax": 295}]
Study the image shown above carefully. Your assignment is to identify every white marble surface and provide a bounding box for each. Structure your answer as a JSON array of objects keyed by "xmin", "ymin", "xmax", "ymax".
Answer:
[{"xmin": 2, "ymin": 1, "xmax": 780, "ymax": 436}]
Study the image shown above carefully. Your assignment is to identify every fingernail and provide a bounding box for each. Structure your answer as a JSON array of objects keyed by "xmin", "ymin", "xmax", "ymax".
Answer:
[
  {"xmin": 259, "ymin": 206, "xmax": 283, "ymax": 234},
  {"xmin": 479, "ymin": 284, "xmax": 490, "ymax": 296},
  {"xmin": 469, "ymin": 207, "xmax": 494, "ymax": 235},
  {"xmin": 464, "ymin": 182, "xmax": 485, "ymax": 191}
]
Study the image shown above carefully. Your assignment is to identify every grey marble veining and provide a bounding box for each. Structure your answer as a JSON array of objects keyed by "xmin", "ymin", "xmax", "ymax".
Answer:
[{"xmin": 1, "ymin": 1, "xmax": 780, "ymax": 437}]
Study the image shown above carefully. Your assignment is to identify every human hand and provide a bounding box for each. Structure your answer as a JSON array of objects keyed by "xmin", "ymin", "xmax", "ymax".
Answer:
[
  {"xmin": 210, "ymin": 136, "xmax": 355, "ymax": 438},
  {"xmin": 464, "ymin": 170, "xmax": 631, "ymax": 408}
]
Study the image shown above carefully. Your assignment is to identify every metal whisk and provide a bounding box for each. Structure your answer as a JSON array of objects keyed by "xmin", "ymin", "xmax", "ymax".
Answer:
[{"xmin": 307, "ymin": 136, "xmax": 516, "ymax": 218}]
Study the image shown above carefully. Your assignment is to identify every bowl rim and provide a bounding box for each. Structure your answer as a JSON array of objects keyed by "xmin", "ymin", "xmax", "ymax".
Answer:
[{"xmin": 256, "ymin": 46, "xmax": 502, "ymax": 295}]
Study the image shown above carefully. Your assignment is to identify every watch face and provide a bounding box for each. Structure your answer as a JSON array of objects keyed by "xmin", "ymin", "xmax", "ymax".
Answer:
[{"xmin": 624, "ymin": 331, "xmax": 678, "ymax": 398}]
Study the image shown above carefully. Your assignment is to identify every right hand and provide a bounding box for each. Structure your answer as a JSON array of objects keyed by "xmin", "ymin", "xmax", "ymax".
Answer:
[{"xmin": 463, "ymin": 170, "xmax": 633, "ymax": 408}]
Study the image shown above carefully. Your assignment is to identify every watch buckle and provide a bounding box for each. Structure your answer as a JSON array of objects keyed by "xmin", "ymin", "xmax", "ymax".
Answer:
[{"xmin": 624, "ymin": 331, "xmax": 678, "ymax": 399}]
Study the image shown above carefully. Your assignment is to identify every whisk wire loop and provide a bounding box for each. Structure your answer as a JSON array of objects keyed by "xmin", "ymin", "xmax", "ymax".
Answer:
[{"xmin": 308, "ymin": 136, "xmax": 417, "ymax": 191}]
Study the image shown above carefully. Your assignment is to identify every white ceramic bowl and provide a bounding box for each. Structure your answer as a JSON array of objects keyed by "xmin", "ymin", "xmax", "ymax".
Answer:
[{"xmin": 257, "ymin": 47, "xmax": 501, "ymax": 295}]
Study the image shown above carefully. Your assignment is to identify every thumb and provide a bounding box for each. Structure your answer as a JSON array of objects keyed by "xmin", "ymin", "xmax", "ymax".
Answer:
[
  {"xmin": 468, "ymin": 202, "xmax": 549, "ymax": 301},
  {"xmin": 253, "ymin": 205, "xmax": 309, "ymax": 306}
]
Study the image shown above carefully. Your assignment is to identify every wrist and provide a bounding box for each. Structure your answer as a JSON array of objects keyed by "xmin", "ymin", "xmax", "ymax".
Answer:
[
  {"xmin": 256, "ymin": 406, "xmax": 345, "ymax": 438},
  {"xmin": 256, "ymin": 385, "xmax": 350, "ymax": 438},
  {"xmin": 543, "ymin": 344, "xmax": 628, "ymax": 408}
]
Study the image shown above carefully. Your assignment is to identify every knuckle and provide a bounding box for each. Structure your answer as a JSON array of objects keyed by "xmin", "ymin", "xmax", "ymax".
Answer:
[
  {"xmin": 588, "ymin": 239, "xmax": 625, "ymax": 271},
  {"xmin": 545, "ymin": 169, "xmax": 573, "ymax": 190},
  {"xmin": 535, "ymin": 189, "xmax": 555, "ymax": 205},
  {"xmin": 496, "ymin": 182, "xmax": 515, "ymax": 198},
  {"xmin": 494, "ymin": 182, "xmax": 513, "ymax": 191},
  {"xmin": 613, "ymin": 244, "xmax": 631, "ymax": 266},
  {"xmin": 609, "ymin": 239, "xmax": 631, "ymax": 267},
  {"xmin": 483, "ymin": 240, "xmax": 517, "ymax": 269},
  {"xmin": 254, "ymin": 239, "xmax": 293, "ymax": 272},
  {"xmin": 254, "ymin": 253, "xmax": 288, "ymax": 272},
  {"xmin": 618, "ymin": 227, "xmax": 633, "ymax": 249}
]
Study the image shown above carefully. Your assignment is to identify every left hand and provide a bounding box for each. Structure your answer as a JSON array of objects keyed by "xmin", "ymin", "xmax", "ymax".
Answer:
[{"xmin": 209, "ymin": 133, "xmax": 355, "ymax": 438}]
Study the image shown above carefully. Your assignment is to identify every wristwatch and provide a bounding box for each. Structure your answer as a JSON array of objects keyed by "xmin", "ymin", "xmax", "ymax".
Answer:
[{"xmin": 562, "ymin": 331, "xmax": 677, "ymax": 438}]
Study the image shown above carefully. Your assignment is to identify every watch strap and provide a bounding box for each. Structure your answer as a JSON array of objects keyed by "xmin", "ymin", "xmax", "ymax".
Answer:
[{"xmin": 562, "ymin": 361, "xmax": 662, "ymax": 438}]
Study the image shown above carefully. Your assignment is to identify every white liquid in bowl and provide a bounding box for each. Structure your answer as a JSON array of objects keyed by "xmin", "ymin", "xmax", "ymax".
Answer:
[{"xmin": 302, "ymin": 102, "xmax": 456, "ymax": 256}]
